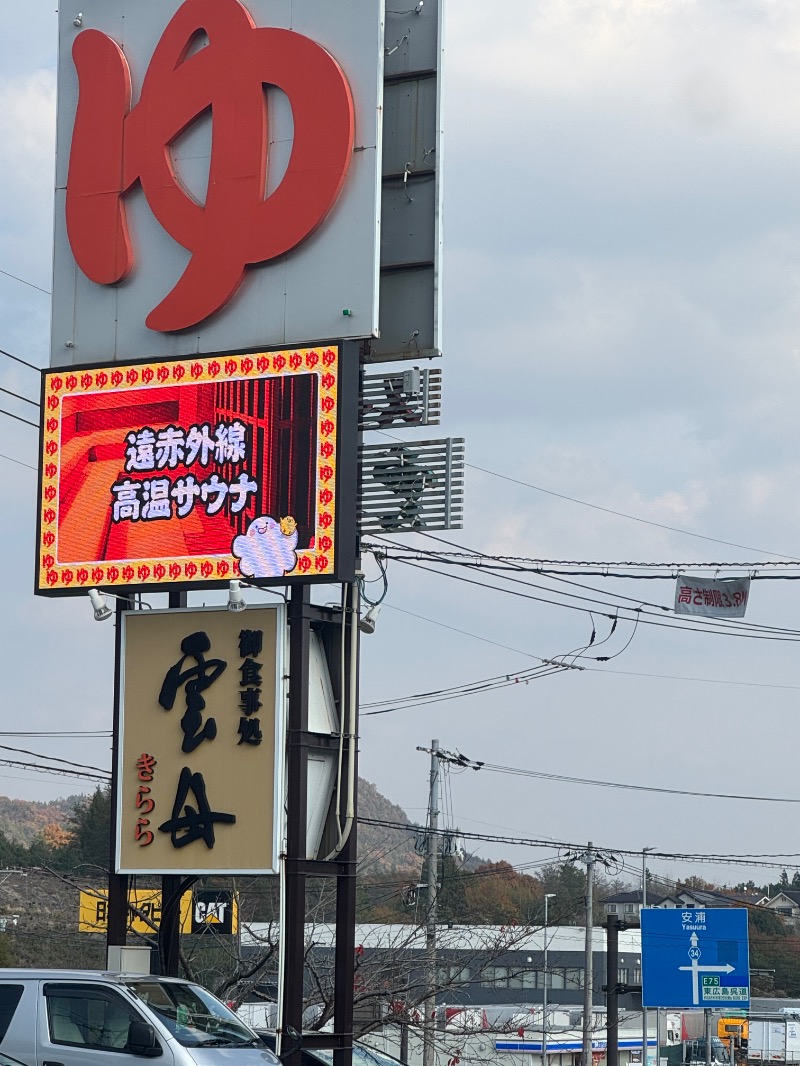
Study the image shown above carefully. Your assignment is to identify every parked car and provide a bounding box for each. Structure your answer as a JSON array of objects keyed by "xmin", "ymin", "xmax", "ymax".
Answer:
[
  {"xmin": 257, "ymin": 1031, "xmax": 406, "ymax": 1066},
  {"xmin": 0, "ymin": 968, "xmax": 282, "ymax": 1065}
]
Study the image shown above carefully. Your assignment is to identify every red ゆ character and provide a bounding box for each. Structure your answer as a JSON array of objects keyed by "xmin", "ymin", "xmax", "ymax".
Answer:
[{"xmin": 66, "ymin": 0, "xmax": 355, "ymax": 332}]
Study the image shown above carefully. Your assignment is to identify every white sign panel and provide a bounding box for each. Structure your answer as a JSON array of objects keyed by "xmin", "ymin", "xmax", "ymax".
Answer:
[
  {"xmin": 51, "ymin": 0, "xmax": 384, "ymax": 367},
  {"xmin": 674, "ymin": 576, "xmax": 750, "ymax": 618}
]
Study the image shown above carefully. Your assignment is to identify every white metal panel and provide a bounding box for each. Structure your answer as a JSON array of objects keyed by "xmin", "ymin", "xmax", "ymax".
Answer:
[
  {"xmin": 306, "ymin": 631, "xmax": 339, "ymax": 860},
  {"xmin": 51, "ymin": 0, "xmax": 384, "ymax": 366}
]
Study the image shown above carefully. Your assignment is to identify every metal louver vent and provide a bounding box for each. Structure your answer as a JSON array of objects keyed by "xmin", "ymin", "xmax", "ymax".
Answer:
[{"xmin": 358, "ymin": 438, "xmax": 464, "ymax": 532}]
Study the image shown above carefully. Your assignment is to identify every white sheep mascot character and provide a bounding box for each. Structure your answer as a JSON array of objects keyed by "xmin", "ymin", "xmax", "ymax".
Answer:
[{"xmin": 232, "ymin": 515, "xmax": 299, "ymax": 578}]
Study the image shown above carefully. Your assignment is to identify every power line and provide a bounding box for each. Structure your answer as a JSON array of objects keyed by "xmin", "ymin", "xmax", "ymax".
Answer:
[
  {"xmin": 0, "ymin": 406, "xmax": 38, "ymax": 430},
  {"xmin": 377, "ymin": 536, "xmax": 800, "ymax": 637},
  {"xmin": 0, "ymin": 743, "xmax": 108, "ymax": 776},
  {"xmin": 357, "ymin": 817, "xmax": 800, "ymax": 870},
  {"xmin": 0, "ymin": 452, "xmax": 36, "ymax": 472},
  {"xmin": 0, "ymin": 386, "xmax": 38, "ymax": 409},
  {"xmin": 435, "ymin": 751, "xmax": 800, "ymax": 807},
  {"xmin": 0, "ymin": 347, "xmax": 44, "ymax": 374},
  {"xmin": 375, "ymin": 429, "xmax": 795, "ymax": 558},
  {"xmin": 0, "ymin": 730, "xmax": 111, "ymax": 737},
  {"xmin": 390, "ymin": 555, "xmax": 800, "ymax": 643},
  {"xmin": 367, "ymin": 538, "xmax": 800, "ymax": 579},
  {"xmin": 381, "ymin": 602, "xmax": 573, "ymax": 664},
  {"xmin": 0, "ymin": 269, "xmax": 50, "ymax": 296},
  {"xmin": 465, "ymin": 461, "xmax": 795, "ymax": 560},
  {"xmin": 586, "ymin": 665, "xmax": 800, "ymax": 693},
  {"xmin": 377, "ymin": 599, "xmax": 800, "ymax": 701},
  {"xmin": 362, "ymin": 665, "xmax": 571, "ymax": 716},
  {"xmin": 0, "ymin": 757, "xmax": 108, "ymax": 784}
]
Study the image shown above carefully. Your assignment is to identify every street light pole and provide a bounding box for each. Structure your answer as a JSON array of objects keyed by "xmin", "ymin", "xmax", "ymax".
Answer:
[
  {"xmin": 581, "ymin": 843, "xmax": 595, "ymax": 1066},
  {"xmin": 642, "ymin": 847, "xmax": 657, "ymax": 1066},
  {"xmin": 543, "ymin": 893, "xmax": 556, "ymax": 1066}
]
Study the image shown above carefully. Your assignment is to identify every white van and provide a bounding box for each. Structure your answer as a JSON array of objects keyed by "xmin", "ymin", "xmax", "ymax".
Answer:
[{"xmin": 0, "ymin": 969, "xmax": 281, "ymax": 1066}]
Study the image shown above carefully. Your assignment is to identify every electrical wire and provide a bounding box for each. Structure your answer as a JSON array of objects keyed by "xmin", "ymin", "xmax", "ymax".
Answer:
[
  {"xmin": 0, "ymin": 452, "xmax": 36, "ymax": 472},
  {"xmin": 0, "ymin": 348, "xmax": 44, "ymax": 374},
  {"xmin": 362, "ymin": 665, "xmax": 569, "ymax": 716},
  {"xmin": 356, "ymin": 817, "xmax": 800, "ymax": 870},
  {"xmin": 0, "ymin": 730, "xmax": 111, "ymax": 737},
  {"xmin": 372, "ymin": 600, "xmax": 800, "ymax": 697},
  {"xmin": 586, "ymin": 665, "xmax": 800, "ymax": 692},
  {"xmin": 0, "ymin": 406, "xmax": 38, "ymax": 430},
  {"xmin": 0, "ymin": 269, "xmax": 50, "ymax": 296},
  {"xmin": 0, "ymin": 386, "xmax": 38, "ymax": 409},
  {"xmin": 436, "ymin": 753, "xmax": 800, "ymax": 807},
  {"xmin": 463, "ymin": 460, "xmax": 796, "ymax": 559},
  {"xmin": 0, "ymin": 757, "xmax": 108, "ymax": 783},
  {"xmin": 368, "ymin": 602, "xmax": 800, "ymax": 732},
  {"xmin": 389, "ymin": 555, "xmax": 800, "ymax": 644},
  {"xmin": 417, "ymin": 532, "xmax": 800, "ymax": 573},
  {"xmin": 375, "ymin": 428, "xmax": 798, "ymax": 558},
  {"xmin": 377, "ymin": 537, "xmax": 800, "ymax": 637},
  {"xmin": 0, "ymin": 743, "xmax": 109, "ymax": 776}
]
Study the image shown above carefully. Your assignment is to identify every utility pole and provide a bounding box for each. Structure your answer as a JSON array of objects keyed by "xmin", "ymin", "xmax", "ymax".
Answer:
[
  {"xmin": 582, "ymin": 843, "xmax": 595, "ymax": 1066},
  {"xmin": 422, "ymin": 740, "xmax": 440, "ymax": 1066}
]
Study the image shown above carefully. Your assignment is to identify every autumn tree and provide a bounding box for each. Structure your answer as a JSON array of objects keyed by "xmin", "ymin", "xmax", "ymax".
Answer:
[{"xmin": 462, "ymin": 861, "xmax": 542, "ymax": 925}]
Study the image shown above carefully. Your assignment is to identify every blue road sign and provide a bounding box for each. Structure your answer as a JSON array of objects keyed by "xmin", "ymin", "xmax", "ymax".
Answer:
[{"xmin": 641, "ymin": 907, "xmax": 750, "ymax": 1009}]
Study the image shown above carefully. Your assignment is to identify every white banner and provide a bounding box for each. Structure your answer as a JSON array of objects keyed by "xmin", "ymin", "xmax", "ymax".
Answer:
[{"xmin": 674, "ymin": 576, "xmax": 750, "ymax": 618}]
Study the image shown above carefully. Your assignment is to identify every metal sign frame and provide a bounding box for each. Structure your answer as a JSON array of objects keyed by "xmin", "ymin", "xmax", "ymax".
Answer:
[
  {"xmin": 116, "ymin": 603, "xmax": 286, "ymax": 876},
  {"xmin": 35, "ymin": 342, "xmax": 359, "ymax": 595},
  {"xmin": 51, "ymin": 0, "xmax": 385, "ymax": 366},
  {"xmin": 641, "ymin": 907, "xmax": 750, "ymax": 1009}
]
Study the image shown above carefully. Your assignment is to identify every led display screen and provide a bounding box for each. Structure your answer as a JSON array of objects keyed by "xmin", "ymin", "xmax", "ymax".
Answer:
[{"xmin": 36, "ymin": 346, "xmax": 356, "ymax": 593}]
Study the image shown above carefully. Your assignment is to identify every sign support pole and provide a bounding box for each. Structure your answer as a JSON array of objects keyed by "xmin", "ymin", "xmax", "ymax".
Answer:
[
  {"xmin": 106, "ymin": 594, "xmax": 133, "ymax": 964},
  {"xmin": 282, "ymin": 584, "xmax": 312, "ymax": 1065},
  {"xmin": 333, "ymin": 582, "xmax": 359, "ymax": 1066},
  {"xmin": 605, "ymin": 916, "xmax": 620, "ymax": 1066},
  {"xmin": 157, "ymin": 589, "xmax": 188, "ymax": 976}
]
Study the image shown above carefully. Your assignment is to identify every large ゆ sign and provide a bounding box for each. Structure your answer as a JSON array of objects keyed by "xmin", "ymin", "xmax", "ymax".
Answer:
[
  {"xmin": 51, "ymin": 0, "xmax": 382, "ymax": 360},
  {"xmin": 67, "ymin": 0, "xmax": 354, "ymax": 332}
]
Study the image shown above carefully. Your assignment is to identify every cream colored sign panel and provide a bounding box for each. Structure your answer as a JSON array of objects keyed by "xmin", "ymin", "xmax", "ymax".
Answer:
[{"xmin": 118, "ymin": 605, "xmax": 284, "ymax": 874}]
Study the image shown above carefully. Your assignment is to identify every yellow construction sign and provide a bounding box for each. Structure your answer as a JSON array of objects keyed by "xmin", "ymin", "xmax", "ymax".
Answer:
[{"xmin": 78, "ymin": 889, "xmax": 192, "ymax": 934}]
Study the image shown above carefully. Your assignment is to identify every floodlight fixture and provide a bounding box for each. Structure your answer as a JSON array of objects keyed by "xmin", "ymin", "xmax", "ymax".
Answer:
[
  {"xmin": 358, "ymin": 603, "xmax": 381, "ymax": 635},
  {"xmin": 227, "ymin": 580, "xmax": 247, "ymax": 613},
  {"xmin": 88, "ymin": 588, "xmax": 113, "ymax": 622}
]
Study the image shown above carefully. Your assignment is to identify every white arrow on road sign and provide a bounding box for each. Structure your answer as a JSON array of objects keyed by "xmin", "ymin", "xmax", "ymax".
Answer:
[{"xmin": 678, "ymin": 960, "xmax": 735, "ymax": 1006}]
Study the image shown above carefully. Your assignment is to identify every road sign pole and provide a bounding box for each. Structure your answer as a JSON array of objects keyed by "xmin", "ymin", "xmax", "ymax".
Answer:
[
  {"xmin": 641, "ymin": 909, "xmax": 750, "ymax": 1012},
  {"xmin": 705, "ymin": 1010, "xmax": 712, "ymax": 1066},
  {"xmin": 605, "ymin": 916, "xmax": 620, "ymax": 1066}
]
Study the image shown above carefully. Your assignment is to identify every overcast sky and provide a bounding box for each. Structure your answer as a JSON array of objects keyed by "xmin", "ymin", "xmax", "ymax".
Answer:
[{"xmin": 3, "ymin": 0, "xmax": 800, "ymax": 893}]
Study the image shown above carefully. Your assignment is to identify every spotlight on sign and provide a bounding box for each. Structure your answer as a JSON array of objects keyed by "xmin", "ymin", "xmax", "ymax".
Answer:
[
  {"xmin": 88, "ymin": 588, "xmax": 113, "ymax": 622},
  {"xmin": 227, "ymin": 580, "xmax": 247, "ymax": 613},
  {"xmin": 358, "ymin": 604, "xmax": 381, "ymax": 635}
]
